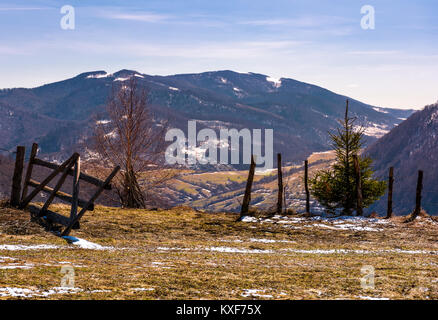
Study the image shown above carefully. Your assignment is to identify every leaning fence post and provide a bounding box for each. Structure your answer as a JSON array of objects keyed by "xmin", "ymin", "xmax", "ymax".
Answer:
[
  {"xmin": 386, "ymin": 167, "xmax": 394, "ymax": 219},
  {"xmin": 277, "ymin": 153, "xmax": 283, "ymax": 215},
  {"xmin": 304, "ymin": 160, "xmax": 310, "ymax": 214},
  {"xmin": 353, "ymin": 155, "xmax": 363, "ymax": 216},
  {"xmin": 10, "ymin": 146, "xmax": 25, "ymax": 207},
  {"xmin": 240, "ymin": 155, "xmax": 256, "ymax": 217}
]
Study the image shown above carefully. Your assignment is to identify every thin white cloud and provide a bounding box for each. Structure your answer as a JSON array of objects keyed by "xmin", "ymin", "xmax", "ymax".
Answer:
[
  {"xmin": 49, "ymin": 39, "xmax": 304, "ymax": 60},
  {"xmin": 240, "ymin": 15, "xmax": 353, "ymax": 28},
  {"xmin": 347, "ymin": 50, "xmax": 400, "ymax": 55},
  {"xmin": 0, "ymin": 7, "xmax": 46, "ymax": 11},
  {"xmin": 102, "ymin": 12, "xmax": 171, "ymax": 23}
]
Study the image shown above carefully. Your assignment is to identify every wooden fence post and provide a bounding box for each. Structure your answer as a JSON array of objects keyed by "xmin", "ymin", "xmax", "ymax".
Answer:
[
  {"xmin": 70, "ymin": 155, "xmax": 80, "ymax": 229},
  {"xmin": 304, "ymin": 160, "xmax": 310, "ymax": 214},
  {"xmin": 353, "ymin": 155, "xmax": 363, "ymax": 216},
  {"xmin": 21, "ymin": 143, "xmax": 38, "ymax": 202},
  {"xmin": 277, "ymin": 153, "xmax": 283, "ymax": 215},
  {"xmin": 240, "ymin": 155, "xmax": 256, "ymax": 217},
  {"xmin": 386, "ymin": 167, "xmax": 394, "ymax": 219},
  {"xmin": 409, "ymin": 170, "xmax": 423, "ymax": 221},
  {"xmin": 10, "ymin": 146, "xmax": 25, "ymax": 207}
]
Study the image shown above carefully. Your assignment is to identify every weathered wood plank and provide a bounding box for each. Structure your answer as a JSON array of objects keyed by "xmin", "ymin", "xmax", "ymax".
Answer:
[
  {"xmin": 33, "ymin": 158, "xmax": 111, "ymax": 190},
  {"xmin": 27, "ymin": 179, "xmax": 94, "ymax": 211}
]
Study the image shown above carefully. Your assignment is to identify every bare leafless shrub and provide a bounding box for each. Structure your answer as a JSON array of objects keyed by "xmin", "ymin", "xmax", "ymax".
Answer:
[{"xmin": 92, "ymin": 78, "xmax": 177, "ymax": 208}]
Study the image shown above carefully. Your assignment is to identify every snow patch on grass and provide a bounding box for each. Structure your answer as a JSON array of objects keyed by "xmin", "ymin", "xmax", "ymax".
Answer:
[
  {"xmin": 359, "ymin": 295, "xmax": 390, "ymax": 300},
  {"xmin": 205, "ymin": 246, "xmax": 273, "ymax": 254},
  {"xmin": 249, "ymin": 238, "xmax": 294, "ymax": 243},
  {"xmin": 71, "ymin": 238, "xmax": 111, "ymax": 250},
  {"xmin": 132, "ymin": 287, "xmax": 154, "ymax": 292},
  {"xmin": 241, "ymin": 215, "xmax": 388, "ymax": 232},
  {"xmin": 0, "ymin": 244, "xmax": 61, "ymax": 251},
  {"xmin": 0, "ymin": 286, "xmax": 81, "ymax": 298},
  {"xmin": 241, "ymin": 289, "xmax": 273, "ymax": 299},
  {"xmin": 0, "ymin": 264, "xmax": 34, "ymax": 270}
]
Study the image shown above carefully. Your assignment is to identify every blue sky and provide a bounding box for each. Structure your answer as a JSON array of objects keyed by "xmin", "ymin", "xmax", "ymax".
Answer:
[{"xmin": 0, "ymin": 0, "xmax": 437, "ymax": 109}]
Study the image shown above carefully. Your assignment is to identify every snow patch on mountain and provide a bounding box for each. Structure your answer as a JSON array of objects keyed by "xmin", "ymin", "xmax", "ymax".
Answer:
[
  {"xmin": 372, "ymin": 107, "xmax": 389, "ymax": 114},
  {"xmin": 359, "ymin": 123, "xmax": 390, "ymax": 138},
  {"xmin": 86, "ymin": 72, "xmax": 110, "ymax": 79},
  {"xmin": 219, "ymin": 77, "xmax": 228, "ymax": 84},
  {"xmin": 266, "ymin": 76, "xmax": 282, "ymax": 88}
]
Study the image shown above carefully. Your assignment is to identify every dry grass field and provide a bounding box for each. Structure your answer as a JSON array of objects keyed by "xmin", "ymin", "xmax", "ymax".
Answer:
[{"xmin": 1, "ymin": 201, "xmax": 438, "ymax": 300}]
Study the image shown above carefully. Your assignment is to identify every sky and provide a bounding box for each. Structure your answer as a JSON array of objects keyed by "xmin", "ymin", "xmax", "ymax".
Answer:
[{"xmin": 0, "ymin": 0, "xmax": 437, "ymax": 110}]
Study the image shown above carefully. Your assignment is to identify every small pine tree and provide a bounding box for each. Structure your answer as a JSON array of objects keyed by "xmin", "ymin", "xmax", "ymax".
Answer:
[{"xmin": 309, "ymin": 100, "xmax": 386, "ymax": 215}]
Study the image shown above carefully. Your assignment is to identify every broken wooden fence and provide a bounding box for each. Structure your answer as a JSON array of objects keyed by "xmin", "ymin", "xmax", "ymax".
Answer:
[{"xmin": 10, "ymin": 143, "xmax": 119, "ymax": 236}]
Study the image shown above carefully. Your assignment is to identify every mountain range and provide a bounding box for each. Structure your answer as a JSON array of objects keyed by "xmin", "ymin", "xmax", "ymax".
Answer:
[
  {"xmin": 366, "ymin": 102, "xmax": 438, "ymax": 215},
  {"xmin": 0, "ymin": 70, "xmax": 413, "ymax": 166}
]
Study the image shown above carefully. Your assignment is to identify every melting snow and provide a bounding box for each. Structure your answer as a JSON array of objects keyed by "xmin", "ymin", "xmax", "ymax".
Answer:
[
  {"xmin": 241, "ymin": 215, "xmax": 389, "ymax": 232},
  {"xmin": 132, "ymin": 287, "xmax": 155, "ymax": 292},
  {"xmin": 359, "ymin": 296, "xmax": 390, "ymax": 300},
  {"xmin": 0, "ymin": 256, "xmax": 16, "ymax": 262},
  {"xmin": 205, "ymin": 246, "xmax": 273, "ymax": 254},
  {"xmin": 70, "ymin": 238, "xmax": 112, "ymax": 250},
  {"xmin": 248, "ymin": 238, "xmax": 294, "ymax": 243},
  {"xmin": 0, "ymin": 244, "xmax": 61, "ymax": 251},
  {"xmin": 240, "ymin": 216, "xmax": 258, "ymax": 222},
  {"xmin": 0, "ymin": 286, "xmax": 82, "ymax": 298},
  {"xmin": 0, "ymin": 264, "xmax": 34, "ymax": 270},
  {"xmin": 241, "ymin": 289, "xmax": 273, "ymax": 299}
]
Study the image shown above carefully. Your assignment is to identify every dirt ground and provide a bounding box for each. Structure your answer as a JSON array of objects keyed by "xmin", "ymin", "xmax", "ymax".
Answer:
[{"xmin": 1, "ymin": 201, "xmax": 438, "ymax": 300}]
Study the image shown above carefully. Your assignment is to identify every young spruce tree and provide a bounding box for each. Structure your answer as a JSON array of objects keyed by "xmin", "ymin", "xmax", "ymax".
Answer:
[{"xmin": 310, "ymin": 100, "xmax": 386, "ymax": 215}]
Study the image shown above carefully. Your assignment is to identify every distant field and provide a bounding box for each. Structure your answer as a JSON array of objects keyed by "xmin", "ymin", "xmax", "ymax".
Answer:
[
  {"xmin": 166, "ymin": 151, "xmax": 336, "ymax": 213},
  {"xmin": 1, "ymin": 202, "xmax": 438, "ymax": 300}
]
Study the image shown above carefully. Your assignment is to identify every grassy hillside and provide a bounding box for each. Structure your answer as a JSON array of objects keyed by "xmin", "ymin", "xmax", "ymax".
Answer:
[{"xmin": 1, "ymin": 202, "xmax": 438, "ymax": 299}]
